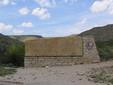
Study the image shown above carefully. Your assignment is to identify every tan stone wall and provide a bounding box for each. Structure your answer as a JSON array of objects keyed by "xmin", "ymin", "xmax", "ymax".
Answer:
[
  {"xmin": 82, "ymin": 37, "xmax": 100, "ymax": 63},
  {"xmin": 24, "ymin": 56, "xmax": 84, "ymax": 67},
  {"xmin": 24, "ymin": 36, "xmax": 100, "ymax": 67},
  {"xmin": 25, "ymin": 36, "xmax": 83, "ymax": 57}
]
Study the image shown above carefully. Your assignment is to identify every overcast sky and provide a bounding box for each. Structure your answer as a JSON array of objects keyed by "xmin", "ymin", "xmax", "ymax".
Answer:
[{"xmin": 0, "ymin": 0, "xmax": 113, "ymax": 37}]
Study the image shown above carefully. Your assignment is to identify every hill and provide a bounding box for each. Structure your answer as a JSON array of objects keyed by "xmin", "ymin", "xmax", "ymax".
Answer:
[
  {"xmin": 79, "ymin": 24, "xmax": 113, "ymax": 41},
  {"xmin": 0, "ymin": 33, "xmax": 24, "ymax": 66},
  {"xmin": 9, "ymin": 35, "xmax": 42, "ymax": 42},
  {"xmin": 0, "ymin": 34, "xmax": 22, "ymax": 46}
]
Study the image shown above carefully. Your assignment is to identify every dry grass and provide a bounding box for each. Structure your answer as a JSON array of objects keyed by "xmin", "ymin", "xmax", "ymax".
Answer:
[
  {"xmin": 0, "ymin": 66, "xmax": 16, "ymax": 76},
  {"xmin": 87, "ymin": 66, "xmax": 113, "ymax": 85}
]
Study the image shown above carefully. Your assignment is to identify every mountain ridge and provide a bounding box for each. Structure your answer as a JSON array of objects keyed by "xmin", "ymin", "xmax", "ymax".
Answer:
[
  {"xmin": 9, "ymin": 35, "xmax": 42, "ymax": 42},
  {"xmin": 79, "ymin": 24, "xmax": 113, "ymax": 41}
]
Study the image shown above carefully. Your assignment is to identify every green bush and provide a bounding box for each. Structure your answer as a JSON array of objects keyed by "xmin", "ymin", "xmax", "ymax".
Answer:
[
  {"xmin": 0, "ymin": 34, "xmax": 25, "ymax": 67},
  {"xmin": 0, "ymin": 44, "xmax": 24, "ymax": 67},
  {"xmin": 6, "ymin": 44, "xmax": 25, "ymax": 66},
  {"xmin": 96, "ymin": 40, "xmax": 113, "ymax": 61}
]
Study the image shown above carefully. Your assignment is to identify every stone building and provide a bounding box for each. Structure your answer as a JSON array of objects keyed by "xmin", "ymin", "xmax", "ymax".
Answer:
[{"xmin": 24, "ymin": 36, "xmax": 100, "ymax": 67}]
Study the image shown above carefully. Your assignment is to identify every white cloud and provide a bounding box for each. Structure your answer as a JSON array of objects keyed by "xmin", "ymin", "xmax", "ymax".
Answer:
[
  {"xmin": 19, "ymin": 7, "xmax": 30, "ymax": 15},
  {"xmin": 21, "ymin": 22, "xmax": 33, "ymax": 27},
  {"xmin": 13, "ymin": 29, "xmax": 24, "ymax": 34},
  {"xmin": 35, "ymin": 0, "xmax": 55, "ymax": 7},
  {"xmin": 63, "ymin": 18, "xmax": 88, "ymax": 34},
  {"xmin": 0, "ymin": 22, "xmax": 13, "ymax": 32},
  {"xmin": 90, "ymin": 0, "xmax": 113, "ymax": 13},
  {"xmin": 41, "ymin": 18, "xmax": 89, "ymax": 37},
  {"xmin": 77, "ymin": 18, "xmax": 87, "ymax": 25},
  {"xmin": 32, "ymin": 8, "xmax": 50, "ymax": 20},
  {"xmin": 11, "ymin": 1, "xmax": 16, "ymax": 5},
  {"xmin": 108, "ymin": 2, "xmax": 113, "ymax": 15},
  {"xmin": 0, "ymin": 0, "xmax": 9, "ymax": 5},
  {"xmin": 0, "ymin": 0, "xmax": 16, "ymax": 5},
  {"xmin": 64, "ymin": 0, "xmax": 77, "ymax": 4},
  {"xmin": 109, "ymin": 9, "xmax": 113, "ymax": 15},
  {"xmin": 34, "ymin": 0, "xmax": 77, "ymax": 7}
]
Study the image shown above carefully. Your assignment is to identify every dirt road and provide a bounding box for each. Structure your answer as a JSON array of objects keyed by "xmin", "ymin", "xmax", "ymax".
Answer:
[{"xmin": 0, "ymin": 61, "xmax": 113, "ymax": 85}]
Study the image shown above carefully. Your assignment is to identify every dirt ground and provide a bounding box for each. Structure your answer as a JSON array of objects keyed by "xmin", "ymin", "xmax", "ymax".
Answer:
[{"xmin": 0, "ymin": 61, "xmax": 113, "ymax": 85}]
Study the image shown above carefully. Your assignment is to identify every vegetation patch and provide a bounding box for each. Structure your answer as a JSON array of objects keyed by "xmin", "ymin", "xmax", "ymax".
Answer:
[
  {"xmin": 96, "ymin": 40, "xmax": 113, "ymax": 61},
  {"xmin": 0, "ymin": 43, "xmax": 24, "ymax": 67},
  {"xmin": 0, "ymin": 66, "xmax": 16, "ymax": 76},
  {"xmin": 0, "ymin": 34, "xmax": 25, "ymax": 67},
  {"xmin": 87, "ymin": 66, "xmax": 113, "ymax": 85}
]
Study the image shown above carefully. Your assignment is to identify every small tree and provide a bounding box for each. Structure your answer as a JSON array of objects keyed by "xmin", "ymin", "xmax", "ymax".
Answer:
[
  {"xmin": 0, "ymin": 44, "xmax": 8, "ymax": 64},
  {"xmin": 6, "ymin": 44, "xmax": 25, "ymax": 66}
]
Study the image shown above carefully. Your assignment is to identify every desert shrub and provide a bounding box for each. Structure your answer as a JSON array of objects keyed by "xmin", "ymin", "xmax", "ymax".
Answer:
[
  {"xmin": 6, "ymin": 44, "xmax": 25, "ymax": 66},
  {"xmin": 0, "ymin": 44, "xmax": 24, "ymax": 67},
  {"xmin": 0, "ymin": 34, "xmax": 25, "ymax": 67},
  {"xmin": 88, "ymin": 67, "xmax": 113, "ymax": 85},
  {"xmin": 96, "ymin": 40, "xmax": 113, "ymax": 61},
  {"xmin": 0, "ymin": 44, "xmax": 8, "ymax": 64},
  {"xmin": 0, "ymin": 66, "xmax": 16, "ymax": 76}
]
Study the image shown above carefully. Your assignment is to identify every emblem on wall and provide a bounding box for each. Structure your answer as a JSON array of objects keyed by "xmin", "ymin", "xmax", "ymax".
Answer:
[{"xmin": 85, "ymin": 41, "xmax": 94, "ymax": 50}]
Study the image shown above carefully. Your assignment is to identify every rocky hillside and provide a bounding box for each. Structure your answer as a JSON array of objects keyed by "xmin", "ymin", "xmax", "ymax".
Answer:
[
  {"xmin": 0, "ymin": 33, "xmax": 23, "ymax": 48},
  {"xmin": 79, "ymin": 24, "xmax": 113, "ymax": 41},
  {"xmin": 9, "ymin": 35, "xmax": 42, "ymax": 42}
]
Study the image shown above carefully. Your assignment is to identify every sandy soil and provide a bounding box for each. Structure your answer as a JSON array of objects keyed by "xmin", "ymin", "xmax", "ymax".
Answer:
[{"xmin": 0, "ymin": 61, "xmax": 113, "ymax": 85}]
